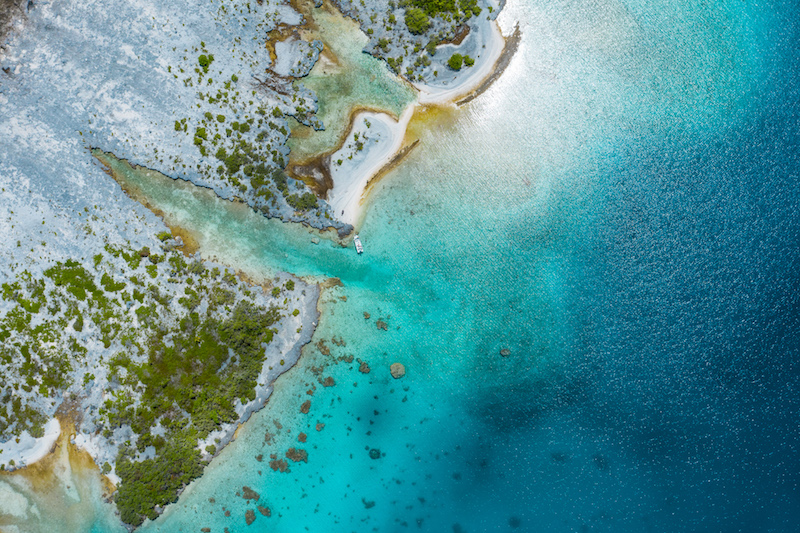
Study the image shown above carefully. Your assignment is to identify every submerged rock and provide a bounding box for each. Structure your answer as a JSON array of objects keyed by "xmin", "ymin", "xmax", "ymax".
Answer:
[
  {"xmin": 369, "ymin": 448, "xmax": 381, "ymax": 460},
  {"xmin": 269, "ymin": 458, "xmax": 289, "ymax": 472},
  {"xmin": 285, "ymin": 447, "xmax": 308, "ymax": 463},
  {"xmin": 245, "ymin": 509, "xmax": 256, "ymax": 525},
  {"xmin": 241, "ymin": 486, "xmax": 260, "ymax": 501},
  {"xmin": 390, "ymin": 363, "xmax": 406, "ymax": 379},
  {"xmin": 500, "ymin": 348, "xmax": 511, "ymax": 357}
]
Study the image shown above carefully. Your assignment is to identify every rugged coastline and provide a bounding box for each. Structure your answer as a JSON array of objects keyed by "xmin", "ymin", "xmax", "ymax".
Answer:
[{"xmin": 0, "ymin": 224, "xmax": 321, "ymax": 525}]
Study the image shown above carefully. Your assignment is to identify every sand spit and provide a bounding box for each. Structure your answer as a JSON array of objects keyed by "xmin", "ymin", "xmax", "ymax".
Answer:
[
  {"xmin": 308, "ymin": 16, "xmax": 515, "ymax": 230},
  {"xmin": 325, "ymin": 107, "xmax": 415, "ymax": 226},
  {"xmin": 413, "ymin": 16, "xmax": 508, "ymax": 105},
  {"xmin": 457, "ymin": 24, "xmax": 521, "ymax": 106}
]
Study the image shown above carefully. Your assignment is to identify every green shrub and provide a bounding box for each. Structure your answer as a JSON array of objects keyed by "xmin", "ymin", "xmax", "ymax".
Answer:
[
  {"xmin": 44, "ymin": 260, "xmax": 100, "ymax": 301},
  {"xmin": 426, "ymin": 39, "xmax": 438, "ymax": 55},
  {"xmin": 459, "ymin": 0, "xmax": 482, "ymax": 17},
  {"xmin": 115, "ymin": 435, "xmax": 204, "ymax": 526},
  {"xmin": 198, "ymin": 54, "xmax": 214, "ymax": 73},
  {"xmin": 464, "ymin": 55, "xmax": 475, "ymax": 67},
  {"xmin": 448, "ymin": 53, "xmax": 463, "ymax": 70},
  {"xmin": 285, "ymin": 192, "xmax": 318, "ymax": 211},
  {"xmin": 412, "ymin": 0, "xmax": 456, "ymax": 16},
  {"xmin": 404, "ymin": 8, "xmax": 430, "ymax": 35}
]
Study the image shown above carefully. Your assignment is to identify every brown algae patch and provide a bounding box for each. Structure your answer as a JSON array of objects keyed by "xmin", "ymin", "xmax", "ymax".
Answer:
[{"xmin": 287, "ymin": 104, "xmax": 400, "ymax": 197}]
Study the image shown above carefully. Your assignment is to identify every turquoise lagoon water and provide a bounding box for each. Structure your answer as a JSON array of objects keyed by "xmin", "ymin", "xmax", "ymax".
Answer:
[{"xmin": 84, "ymin": 0, "xmax": 800, "ymax": 531}]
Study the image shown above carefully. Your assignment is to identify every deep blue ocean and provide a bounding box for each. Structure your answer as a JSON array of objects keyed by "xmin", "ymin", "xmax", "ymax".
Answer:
[{"xmin": 63, "ymin": 0, "xmax": 800, "ymax": 531}]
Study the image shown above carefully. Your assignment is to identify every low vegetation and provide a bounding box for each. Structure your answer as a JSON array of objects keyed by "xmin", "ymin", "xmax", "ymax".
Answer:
[
  {"xmin": 404, "ymin": 7, "xmax": 430, "ymax": 34},
  {"xmin": 0, "ymin": 235, "xmax": 300, "ymax": 526}
]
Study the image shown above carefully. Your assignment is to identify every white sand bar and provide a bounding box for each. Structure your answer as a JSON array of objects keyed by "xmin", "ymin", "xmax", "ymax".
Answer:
[
  {"xmin": 326, "ymin": 107, "xmax": 414, "ymax": 226},
  {"xmin": 413, "ymin": 17, "xmax": 506, "ymax": 105},
  {"xmin": 0, "ymin": 418, "xmax": 60, "ymax": 470}
]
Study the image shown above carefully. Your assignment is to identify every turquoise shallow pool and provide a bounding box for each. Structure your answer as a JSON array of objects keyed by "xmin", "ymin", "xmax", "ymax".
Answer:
[{"xmin": 80, "ymin": 0, "xmax": 800, "ymax": 530}]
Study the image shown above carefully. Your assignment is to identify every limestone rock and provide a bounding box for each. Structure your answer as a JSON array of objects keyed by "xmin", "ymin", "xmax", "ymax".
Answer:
[{"xmin": 390, "ymin": 363, "xmax": 405, "ymax": 379}]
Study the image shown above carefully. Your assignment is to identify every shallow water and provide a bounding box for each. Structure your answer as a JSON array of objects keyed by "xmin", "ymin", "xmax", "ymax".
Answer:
[{"xmin": 26, "ymin": 0, "xmax": 800, "ymax": 530}]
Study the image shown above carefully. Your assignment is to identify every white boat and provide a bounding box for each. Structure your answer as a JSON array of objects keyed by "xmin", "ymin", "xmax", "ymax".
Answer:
[{"xmin": 353, "ymin": 234, "xmax": 364, "ymax": 254}]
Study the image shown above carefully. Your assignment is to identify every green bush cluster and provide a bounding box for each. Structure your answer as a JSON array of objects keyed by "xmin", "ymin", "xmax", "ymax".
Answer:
[
  {"xmin": 0, "ymin": 238, "xmax": 287, "ymax": 512},
  {"xmin": 409, "ymin": 0, "xmax": 480, "ymax": 17},
  {"xmin": 45, "ymin": 260, "xmax": 101, "ymax": 302},
  {"xmin": 109, "ymin": 299, "xmax": 280, "ymax": 525},
  {"xmin": 405, "ymin": 7, "xmax": 430, "ymax": 34},
  {"xmin": 411, "ymin": 0, "xmax": 457, "ymax": 16},
  {"xmin": 115, "ymin": 430, "xmax": 204, "ymax": 526},
  {"xmin": 285, "ymin": 192, "xmax": 318, "ymax": 211},
  {"xmin": 197, "ymin": 54, "xmax": 214, "ymax": 73},
  {"xmin": 92, "ymin": 257, "xmax": 281, "ymax": 525}
]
